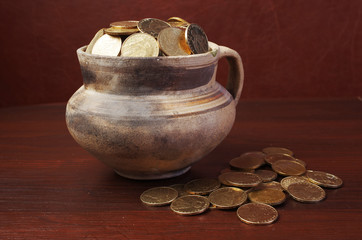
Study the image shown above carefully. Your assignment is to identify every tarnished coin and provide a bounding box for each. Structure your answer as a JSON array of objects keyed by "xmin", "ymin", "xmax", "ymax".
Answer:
[
  {"xmin": 254, "ymin": 181, "xmax": 283, "ymax": 191},
  {"xmin": 220, "ymin": 168, "xmax": 255, "ymax": 174},
  {"xmin": 86, "ymin": 28, "xmax": 105, "ymax": 54},
  {"xmin": 287, "ymin": 182, "xmax": 326, "ymax": 203},
  {"xmin": 169, "ymin": 184, "xmax": 189, "ymax": 197},
  {"xmin": 294, "ymin": 158, "xmax": 307, "ymax": 167},
  {"xmin": 218, "ymin": 172, "xmax": 262, "ymax": 188},
  {"xmin": 229, "ymin": 151, "xmax": 265, "ymax": 170},
  {"xmin": 110, "ymin": 20, "xmax": 139, "ymax": 29},
  {"xmin": 138, "ymin": 18, "xmax": 171, "ymax": 38},
  {"xmin": 248, "ymin": 188, "xmax": 286, "ymax": 206},
  {"xmin": 170, "ymin": 195, "xmax": 209, "ymax": 215},
  {"xmin": 185, "ymin": 24, "xmax": 209, "ymax": 54},
  {"xmin": 158, "ymin": 27, "xmax": 191, "ymax": 56},
  {"xmin": 264, "ymin": 153, "xmax": 296, "ymax": 165},
  {"xmin": 140, "ymin": 187, "xmax": 178, "ymax": 206},
  {"xmin": 105, "ymin": 26, "xmax": 139, "ymax": 36},
  {"xmin": 91, "ymin": 34, "xmax": 122, "ymax": 56},
  {"xmin": 306, "ymin": 170, "xmax": 343, "ymax": 188},
  {"xmin": 254, "ymin": 169, "xmax": 277, "ymax": 182},
  {"xmin": 272, "ymin": 159, "xmax": 306, "ymax": 176},
  {"xmin": 184, "ymin": 178, "xmax": 220, "ymax": 195},
  {"xmin": 208, "ymin": 187, "xmax": 247, "ymax": 209},
  {"xmin": 237, "ymin": 203, "xmax": 278, "ymax": 225},
  {"xmin": 121, "ymin": 33, "xmax": 159, "ymax": 57},
  {"xmin": 262, "ymin": 147, "xmax": 294, "ymax": 156},
  {"xmin": 280, "ymin": 176, "xmax": 310, "ymax": 190}
]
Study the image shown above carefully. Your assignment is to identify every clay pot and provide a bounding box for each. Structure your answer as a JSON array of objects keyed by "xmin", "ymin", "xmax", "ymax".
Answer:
[{"xmin": 66, "ymin": 42, "xmax": 244, "ymax": 179}]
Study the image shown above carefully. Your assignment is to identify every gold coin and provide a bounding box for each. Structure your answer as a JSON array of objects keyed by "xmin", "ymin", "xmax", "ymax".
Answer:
[
  {"xmin": 110, "ymin": 20, "xmax": 139, "ymax": 29},
  {"xmin": 86, "ymin": 28, "xmax": 105, "ymax": 54},
  {"xmin": 218, "ymin": 172, "xmax": 262, "ymax": 188},
  {"xmin": 121, "ymin": 33, "xmax": 159, "ymax": 57},
  {"xmin": 272, "ymin": 159, "xmax": 306, "ymax": 176},
  {"xmin": 91, "ymin": 34, "xmax": 122, "ymax": 57},
  {"xmin": 254, "ymin": 169, "xmax": 277, "ymax": 182},
  {"xmin": 287, "ymin": 182, "xmax": 326, "ymax": 203},
  {"xmin": 262, "ymin": 147, "xmax": 294, "ymax": 156},
  {"xmin": 184, "ymin": 178, "xmax": 220, "ymax": 195},
  {"xmin": 137, "ymin": 18, "xmax": 171, "ymax": 38},
  {"xmin": 264, "ymin": 153, "xmax": 296, "ymax": 165},
  {"xmin": 170, "ymin": 195, "xmax": 209, "ymax": 215},
  {"xmin": 248, "ymin": 188, "xmax": 286, "ymax": 206},
  {"xmin": 237, "ymin": 203, "xmax": 278, "ymax": 225},
  {"xmin": 208, "ymin": 187, "xmax": 247, "ymax": 209},
  {"xmin": 185, "ymin": 24, "xmax": 209, "ymax": 54},
  {"xmin": 229, "ymin": 151, "xmax": 265, "ymax": 170},
  {"xmin": 306, "ymin": 170, "xmax": 343, "ymax": 188},
  {"xmin": 104, "ymin": 26, "xmax": 139, "ymax": 36},
  {"xmin": 254, "ymin": 181, "xmax": 283, "ymax": 191},
  {"xmin": 167, "ymin": 16, "xmax": 189, "ymax": 24},
  {"xmin": 158, "ymin": 27, "xmax": 191, "ymax": 56},
  {"xmin": 140, "ymin": 187, "xmax": 178, "ymax": 206},
  {"xmin": 167, "ymin": 17, "xmax": 189, "ymax": 28},
  {"xmin": 169, "ymin": 184, "xmax": 189, "ymax": 197},
  {"xmin": 294, "ymin": 158, "xmax": 307, "ymax": 167},
  {"xmin": 280, "ymin": 176, "xmax": 310, "ymax": 190}
]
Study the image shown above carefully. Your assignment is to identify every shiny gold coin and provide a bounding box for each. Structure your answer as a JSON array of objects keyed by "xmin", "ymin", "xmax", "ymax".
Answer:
[
  {"xmin": 229, "ymin": 151, "xmax": 265, "ymax": 170},
  {"xmin": 218, "ymin": 172, "xmax": 262, "ymax": 188},
  {"xmin": 208, "ymin": 187, "xmax": 247, "ymax": 209},
  {"xmin": 185, "ymin": 24, "xmax": 209, "ymax": 54},
  {"xmin": 254, "ymin": 169, "xmax": 277, "ymax": 182},
  {"xmin": 169, "ymin": 184, "xmax": 189, "ymax": 197},
  {"xmin": 237, "ymin": 203, "xmax": 278, "ymax": 225},
  {"xmin": 262, "ymin": 147, "xmax": 294, "ymax": 156},
  {"xmin": 248, "ymin": 188, "xmax": 286, "ymax": 206},
  {"xmin": 91, "ymin": 34, "xmax": 122, "ymax": 57},
  {"xmin": 254, "ymin": 181, "xmax": 283, "ymax": 191},
  {"xmin": 306, "ymin": 170, "xmax": 343, "ymax": 188},
  {"xmin": 158, "ymin": 27, "xmax": 191, "ymax": 56},
  {"xmin": 167, "ymin": 17, "xmax": 189, "ymax": 28},
  {"xmin": 280, "ymin": 176, "xmax": 310, "ymax": 190},
  {"xmin": 140, "ymin": 187, "xmax": 178, "ymax": 206},
  {"xmin": 264, "ymin": 153, "xmax": 296, "ymax": 165},
  {"xmin": 170, "ymin": 195, "xmax": 209, "ymax": 215},
  {"xmin": 121, "ymin": 33, "xmax": 159, "ymax": 57},
  {"xmin": 86, "ymin": 28, "xmax": 105, "ymax": 54},
  {"xmin": 287, "ymin": 182, "xmax": 326, "ymax": 203},
  {"xmin": 184, "ymin": 178, "xmax": 220, "ymax": 195},
  {"xmin": 167, "ymin": 16, "xmax": 189, "ymax": 24},
  {"xmin": 138, "ymin": 18, "xmax": 171, "ymax": 38},
  {"xmin": 272, "ymin": 159, "xmax": 306, "ymax": 176},
  {"xmin": 104, "ymin": 26, "xmax": 139, "ymax": 36},
  {"xmin": 110, "ymin": 20, "xmax": 139, "ymax": 29}
]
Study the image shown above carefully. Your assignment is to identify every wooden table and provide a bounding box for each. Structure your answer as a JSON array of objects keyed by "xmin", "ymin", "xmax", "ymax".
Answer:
[{"xmin": 1, "ymin": 98, "xmax": 361, "ymax": 239}]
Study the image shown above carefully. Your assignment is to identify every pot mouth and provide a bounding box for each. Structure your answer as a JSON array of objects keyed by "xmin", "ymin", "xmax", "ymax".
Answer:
[{"xmin": 77, "ymin": 41, "xmax": 219, "ymax": 60}]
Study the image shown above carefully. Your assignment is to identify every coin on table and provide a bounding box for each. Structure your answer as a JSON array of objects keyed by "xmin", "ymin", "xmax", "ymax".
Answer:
[
  {"xmin": 218, "ymin": 172, "xmax": 262, "ymax": 188},
  {"xmin": 110, "ymin": 20, "xmax": 139, "ymax": 28},
  {"xmin": 184, "ymin": 178, "xmax": 220, "ymax": 195},
  {"xmin": 140, "ymin": 187, "xmax": 178, "ymax": 206},
  {"xmin": 169, "ymin": 184, "xmax": 189, "ymax": 197},
  {"xmin": 91, "ymin": 34, "xmax": 122, "ymax": 56},
  {"xmin": 254, "ymin": 181, "xmax": 283, "ymax": 191},
  {"xmin": 208, "ymin": 187, "xmax": 247, "ymax": 209},
  {"xmin": 185, "ymin": 23, "xmax": 209, "ymax": 54},
  {"xmin": 170, "ymin": 195, "xmax": 209, "ymax": 215},
  {"xmin": 280, "ymin": 176, "xmax": 310, "ymax": 190},
  {"xmin": 237, "ymin": 203, "xmax": 278, "ymax": 225},
  {"xmin": 305, "ymin": 170, "xmax": 343, "ymax": 188},
  {"xmin": 287, "ymin": 182, "xmax": 326, "ymax": 203},
  {"xmin": 158, "ymin": 27, "xmax": 191, "ymax": 56},
  {"xmin": 272, "ymin": 159, "xmax": 306, "ymax": 176},
  {"xmin": 86, "ymin": 28, "xmax": 105, "ymax": 54},
  {"xmin": 262, "ymin": 147, "xmax": 294, "ymax": 156},
  {"xmin": 105, "ymin": 26, "xmax": 139, "ymax": 36},
  {"xmin": 138, "ymin": 18, "xmax": 171, "ymax": 38},
  {"xmin": 121, "ymin": 33, "xmax": 159, "ymax": 57},
  {"xmin": 248, "ymin": 188, "xmax": 286, "ymax": 206},
  {"xmin": 254, "ymin": 169, "xmax": 277, "ymax": 182},
  {"xmin": 264, "ymin": 153, "xmax": 296, "ymax": 165},
  {"xmin": 229, "ymin": 151, "xmax": 265, "ymax": 170}
]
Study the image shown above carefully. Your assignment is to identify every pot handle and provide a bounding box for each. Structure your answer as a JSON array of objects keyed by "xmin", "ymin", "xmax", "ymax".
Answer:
[{"xmin": 218, "ymin": 46, "xmax": 244, "ymax": 106}]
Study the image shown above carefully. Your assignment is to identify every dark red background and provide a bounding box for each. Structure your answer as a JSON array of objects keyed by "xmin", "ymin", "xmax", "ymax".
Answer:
[{"xmin": 0, "ymin": 0, "xmax": 361, "ymax": 107}]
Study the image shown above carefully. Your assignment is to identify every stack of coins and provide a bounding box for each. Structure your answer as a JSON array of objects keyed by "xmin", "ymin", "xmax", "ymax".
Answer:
[
  {"xmin": 140, "ymin": 147, "xmax": 343, "ymax": 225},
  {"xmin": 85, "ymin": 17, "xmax": 209, "ymax": 57}
]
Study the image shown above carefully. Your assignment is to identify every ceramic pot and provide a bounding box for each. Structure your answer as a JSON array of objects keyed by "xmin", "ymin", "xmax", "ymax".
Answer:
[{"xmin": 66, "ymin": 42, "xmax": 244, "ymax": 179}]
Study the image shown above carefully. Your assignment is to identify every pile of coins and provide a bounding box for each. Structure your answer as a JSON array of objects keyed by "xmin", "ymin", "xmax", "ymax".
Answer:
[
  {"xmin": 140, "ymin": 147, "xmax": 343, "ymax": 225},
  {"xmin": 86, "ymin": 17, "xmax": 209, "ymax": 57}
]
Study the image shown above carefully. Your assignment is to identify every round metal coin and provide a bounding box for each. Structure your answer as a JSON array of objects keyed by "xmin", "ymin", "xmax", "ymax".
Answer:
[
  {"xmin": 105, "ymin": 26, "xmax": 139, "ymax": 36},
  {"xmin": 272, "ymin": 159, "xmax": 306, "ymax": 176},
  {"xmin": 140, "ymin": 187, "xmax": 178, "ymax": 206},
  {"xmin": 170, "ymin": 195, "xmax": 209, "ymax": 215},
  {"xmin": 86, "ymin": 28, "xmax": 105, "ymax": 54},
  {"xmin": 264, "ymin": 153, "xmax": 296, "ymax": 165},
  {"xmin": 218, "ymin": 172, "xmax": 262, "ymax": 188},
  {"xmin": 306, "ymin": 170, "xmax": 343, "ymax": 188},
  {"xmin": 254, "ymin": 169, "xmax": 278, "ymax": 182},
  {"xmin": 229, "ymin": 151, "xmax": 265, "ymax": 170},
  {"xmin": 158, "ymin": 27, "xmax": 191, "ymax": 56},
  {"xmin": 185, "ymin": 24, "xmax": 209, "ymax": 54},
  {"xmin": 110, "ymin": 20, "xmax": 139, "ymax": 29},
  {"xmin": 121, "ymin": 33, "xmax": 159, "ymax": 57},
  {"xmin": 237, "ymin": 203, "xmax": 278, "ymax": 225},
  {"xmin": 280, "ymin": 176, "xmax": 310, "ymax": 190},
  {"xmin": 254, "ymin": 181, "xmax": 283, "ymax": 191},
  {"xmin": 184, "ymin": 178, "xmax": 220, "ymax": 195},
  {"xmin": 138, "ymin": 18, "xmax": 171, "ymax": 38},
  {"xmin": 208, "ymin": 187, "xmax": 247, "ymax": 209},
  {"xmin": 287, "ymin": 182, "xmax": 326, "ymax": 203},
  {"xmin": 262, "ymin": 147, "xmax": 294, "ymax": 156},
  {"xmin": 248, "ymin": 188, "xmax": 286, "ymax": 206},
  {"xmin": 91, "ymin": 34, "xmax": 122, "ymax": 56},
  {"xmin": 169, "ymin": 184, "xmax": 189, "ymax": 197}
]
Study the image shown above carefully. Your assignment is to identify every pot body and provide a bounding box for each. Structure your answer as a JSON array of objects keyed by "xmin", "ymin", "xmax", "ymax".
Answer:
[{"xmin": 66, "ymin": 42, "xmax": 244, "ymax": 179}]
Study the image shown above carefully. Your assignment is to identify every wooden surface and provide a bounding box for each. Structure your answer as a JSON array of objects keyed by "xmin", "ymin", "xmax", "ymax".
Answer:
[{"xmin": 0, "ymin": 98, "xmax": 361, "ymax": 239}]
